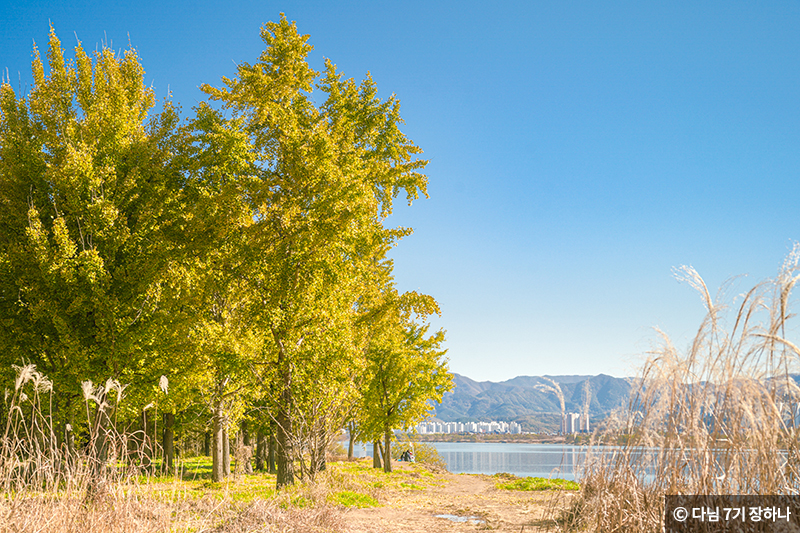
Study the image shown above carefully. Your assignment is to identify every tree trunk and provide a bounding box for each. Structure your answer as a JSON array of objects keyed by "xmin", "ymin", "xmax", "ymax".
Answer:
[
  {"xmin": 88, "ymin": 397, "xmax": 110, "ymax": 497},
  {"xmin": 256, "ymin": 429, "xmax": 267, "ymax": 471},
  {"xmin": 275, "ymin": 359, "xmax": 295, "ymax": 488},
  {"xmin": 383, "ymin": 428, "xmax": 392, "ymax": 473},
  {"xmin": 372, "ymin": 440, "xmax": 382, "ymax": 469},
  {"xmin": 59, "ymin": 398, "xmax": 75, "ymax": 474},
  {"xmin": 316, "ymin": 434, "xmax": 327, "ymax": 473},
  {"xmin": 162, "ymin": 412, "xmax": 175, "ymax": 475},
  {"xmin": 65, "ymin": 421, "xmax": 75, "ymax": 470},
  {"xmin": 275, "ymin": 402, "xmax": 294, "ymax": 487},
  {"xmin": 347, "ymin": 421, "xmax": 356, "ymax": 460},
  {"xmin": 222, "ymin": 423, "xmax": 231, "ymax": 476},
  {"xmin": 235, "ymin": 420, "xmax": 253, "ymax": 475},
  {"xmin": 211, "ymin": 402, "xmax": 225, "ymax": 482},
  {"xmin": 241, "ymin": 420, "xmax": 250, "ymax": 446},
  {"xmin": 203, "ymin": 431, "xmax": 210, "ymax": 456},
  {"xmin": 141, "ymin": 408, "xmax": 153, "ymax": 471},
  {"xmin": 268, "ymin": 429, "xmax": 277, "ymax": 474}
]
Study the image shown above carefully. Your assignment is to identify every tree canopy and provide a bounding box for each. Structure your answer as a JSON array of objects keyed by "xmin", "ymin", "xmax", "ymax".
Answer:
[{"xmin": 0, "ymin": 15, "xmax": 452, "ymax": 488}]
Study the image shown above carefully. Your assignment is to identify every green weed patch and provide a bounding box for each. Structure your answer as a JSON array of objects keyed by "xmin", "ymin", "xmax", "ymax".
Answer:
[
  {"xmin": 494, "ymin": 474, "xmax": 579, "ymax": 491},
  {"xmin": 330, "ymin": 490, "xmax": 379, "ymax": 508}
]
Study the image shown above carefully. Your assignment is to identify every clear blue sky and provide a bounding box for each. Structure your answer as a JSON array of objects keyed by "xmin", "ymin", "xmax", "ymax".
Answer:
[{"xmin": 4, "ymin": 1, "xmax": 800, "ymax": 381}]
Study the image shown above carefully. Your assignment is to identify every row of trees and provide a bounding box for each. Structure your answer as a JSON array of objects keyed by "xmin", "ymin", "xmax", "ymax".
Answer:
[{"xmin": 0, "ymin": 16, "xmax": 452, "ymax": 488}]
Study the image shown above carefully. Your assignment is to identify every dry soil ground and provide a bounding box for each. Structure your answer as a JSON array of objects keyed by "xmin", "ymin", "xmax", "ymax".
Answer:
[{"xmin": 345, "ymin": 462, "xmax": 573, "ymax": 532}]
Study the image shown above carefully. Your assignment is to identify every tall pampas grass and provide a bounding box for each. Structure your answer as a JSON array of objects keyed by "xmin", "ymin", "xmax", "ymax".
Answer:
[
  {"xmin": 561, "ymin": 247, "xmax": 800, "ymax": 532},
  {"xmin": 0, "ymin": 367, "xmax": 345, "ymax": 532},
  {"xmin": 0, "ymin": 364, "xmax": 165, "ymax": 531}
]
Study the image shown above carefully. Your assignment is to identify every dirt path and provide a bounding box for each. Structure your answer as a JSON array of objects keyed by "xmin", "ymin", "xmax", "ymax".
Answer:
[{"xmin": 344, "ymin": 464, "xmax": 572, "ymax": 532}]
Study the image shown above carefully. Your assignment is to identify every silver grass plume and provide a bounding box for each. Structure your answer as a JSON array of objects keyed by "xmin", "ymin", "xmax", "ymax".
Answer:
[{"xmin": 13, "ymin": 363, "xmax": 37, "ymax": 391}]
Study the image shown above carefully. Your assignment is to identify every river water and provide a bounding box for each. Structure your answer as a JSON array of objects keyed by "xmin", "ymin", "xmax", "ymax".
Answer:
[
  {"xmin": 351, "ymin": 441, "xmax": 626, "ymax": 480},
  {"xmin": 431, "ymin": 442, "xmax": 589, "ymax": 479}
]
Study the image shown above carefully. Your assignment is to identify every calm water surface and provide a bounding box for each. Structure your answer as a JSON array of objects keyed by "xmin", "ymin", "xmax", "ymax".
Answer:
[
  {"xmin": 430, "ymin": 442, "xmax": 590, "ymax": 480},
  {"xmin": 352, "ymin": 441, "xmax": 635, "ymax": 480}
]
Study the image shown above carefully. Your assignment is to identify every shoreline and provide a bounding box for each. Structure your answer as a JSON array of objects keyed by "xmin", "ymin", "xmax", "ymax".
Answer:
[{"xmin": 402, "ymin": 433, "xmax": 590, "ymax": 445}]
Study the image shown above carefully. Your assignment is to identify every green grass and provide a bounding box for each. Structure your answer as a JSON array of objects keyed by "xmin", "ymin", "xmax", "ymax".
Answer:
[
  {"xmin": 329, "ymin": 459, "xmax": 441, "ymax": 492},
  {"xmin": 493, "ymin": 474, "xmax": 580, "ymax": 491},
  {"xmin": 135, "ymin": 456, "xmax": 280, "ymax": 503},
  {"xmin": 329, "ymin": 490, "xmax": 379, "ymax": 508}
]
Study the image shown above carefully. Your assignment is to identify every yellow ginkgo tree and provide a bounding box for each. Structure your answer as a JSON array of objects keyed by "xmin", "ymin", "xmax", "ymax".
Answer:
[
  {"xmin": 0, "ymin": 28, "xmax": 189, "ymax": 447},
  {"xmin": 359, "ymin": 287, "xmax": 453, "ymax": 473},
  {"xmin": 201, "ymin": 14, "xmax": 433, "ymax": 488}
]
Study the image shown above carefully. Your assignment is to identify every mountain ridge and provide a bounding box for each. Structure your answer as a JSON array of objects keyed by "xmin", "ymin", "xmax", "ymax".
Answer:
[{"xmin": 433, "ymin": 372, "xmax": 632, "ymax": 427}]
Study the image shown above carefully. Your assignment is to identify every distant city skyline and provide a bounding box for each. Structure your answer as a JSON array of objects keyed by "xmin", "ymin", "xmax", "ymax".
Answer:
[
  {"xmin": 415, "ymin": 420, "xmax": 523, "ymax": 435},
  {"xmin": 3, "ymin": 2, "xmax": 800, "ymax": 380}
]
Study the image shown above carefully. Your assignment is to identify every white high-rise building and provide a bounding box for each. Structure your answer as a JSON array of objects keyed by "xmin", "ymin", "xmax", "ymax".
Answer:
[
  {"xmin": 579, "ymin": 412, "xmax": 590, "ymax": 433},
  {"xmin": 561, "ymin": 413, "xmax": 580, "ymax": 434}
]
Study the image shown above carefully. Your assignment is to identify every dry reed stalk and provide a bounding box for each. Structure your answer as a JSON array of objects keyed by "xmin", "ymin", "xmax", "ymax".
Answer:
[
  {"xmin": 0, "ymin": 489, "xmax": 345, "ymax": 532},
  {"xmin": 557, "ymin": 248, "xmax": 800, "ymax": 532},
  {"xmin": 0, "ymin": 366, "xmax": 346, "ymax": 533}
]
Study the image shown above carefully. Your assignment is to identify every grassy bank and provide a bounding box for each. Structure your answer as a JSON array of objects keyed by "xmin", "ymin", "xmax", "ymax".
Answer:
[
  {"xmin": 0, "ymin": 452, "xmax": 587, "ymax": 532},
  {"xmin": 0, "ymin": 456, "xmax": 448, "ymax": 532}
]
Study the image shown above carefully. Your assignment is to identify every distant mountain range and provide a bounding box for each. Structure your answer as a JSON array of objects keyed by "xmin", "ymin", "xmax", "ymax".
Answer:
[{"xmin": 432, "ymin": 373, "xmax": 632, "ymax": 431}]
